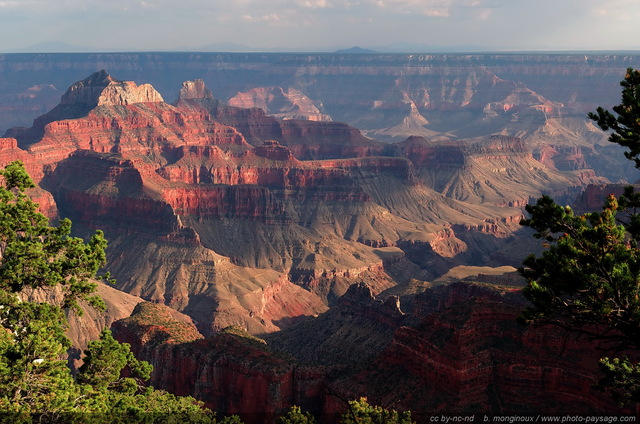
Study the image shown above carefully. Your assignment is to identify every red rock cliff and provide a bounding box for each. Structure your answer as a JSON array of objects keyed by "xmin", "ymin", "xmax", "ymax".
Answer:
[{"xmin": 341, "ymin": 282, "xmax": 636, "ymax": 416}]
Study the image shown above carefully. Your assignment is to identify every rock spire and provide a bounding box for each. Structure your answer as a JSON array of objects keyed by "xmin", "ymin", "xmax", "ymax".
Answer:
[{"xmin": 60, "ymin": 70, "xmax": 164, "ymax": 107}]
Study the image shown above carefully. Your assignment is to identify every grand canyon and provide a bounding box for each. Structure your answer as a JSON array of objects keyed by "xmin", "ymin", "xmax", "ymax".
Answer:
[{"xmin": 1, "ymin": 52, "xmax": 639, "ymax": 421}]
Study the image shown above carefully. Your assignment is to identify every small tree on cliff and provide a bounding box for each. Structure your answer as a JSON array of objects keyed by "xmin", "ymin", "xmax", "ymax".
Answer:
[
  {"xmin": 0, "ymin": 161, "xmax": 212, "ymax": 422},
  {"xmin": 519, "ymin": 68, "xmax": 640, "ymax": 405},
  {"xmin": 276, "ymin": 406, "xmax": 317, "ymax": 424},
  {"xmin": 340, "ymin": 398, "xmax": 414, "ymax": 424},
  {"xmin": 589, "ymin": 68, "xmax": 640, "ymax": 169}
]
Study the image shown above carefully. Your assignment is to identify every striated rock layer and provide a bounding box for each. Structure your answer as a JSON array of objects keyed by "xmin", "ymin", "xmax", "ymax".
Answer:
[
  {"xmin": 0, "ymin": 71, "xmax": 610, "ymax": 338},
  {"xmin": 343, "ymin": 282, "xmax": 633, "ymax": 417},
  {"xmin": 0, "ymin": 67, "xmax": 635, "ymax": 419},
  {"xmin": 228, "ymin": 86, "xmax": 332, "ymax": 122},
  {"xmin": 112, "ymin": 281, "xmax": 637, "ymax": 422},
  {"xmin": 3, "ymin": 52, "xmax": 640, "ymax": 181}
]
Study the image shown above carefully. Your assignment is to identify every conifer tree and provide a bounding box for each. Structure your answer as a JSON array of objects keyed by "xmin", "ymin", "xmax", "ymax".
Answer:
[
  {"xmin": 520, "ymin": 69, "xmax": 640, "ymax": 404},
  {"xmin": 0, "ymin": 160, "xmax": 215, "ymax": 422},
  {"xmin": 340, "ymin": 398, "xmax": 414, "ymax": 424},
  {"xmin": 276, "ymin": 406, "xmax": 317, "ymax": 424}
]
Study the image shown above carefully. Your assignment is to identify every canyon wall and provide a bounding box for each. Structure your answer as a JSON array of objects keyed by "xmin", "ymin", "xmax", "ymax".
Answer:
[
  {"xmin": 7, "ymin": 73, "xmax": 619, "ymax": 340},
  {"xmin": 0, "ymin": 57, "xmax": 637, "ymax": 420},
  {"xmin": 0, "ymin": 70, "xmax": 620, "ymax": 340},
  {"xmin": 111, "ymin": 281, "xmax": 637, "ymax": 422},
  {"xmin": 2, "ymin": 53, "xmax": 639, "ymax": 180}
]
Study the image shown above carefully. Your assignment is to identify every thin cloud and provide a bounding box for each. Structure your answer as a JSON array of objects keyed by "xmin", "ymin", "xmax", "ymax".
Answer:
[
  {"xmin": 369, "ymin": 0, "xmax": 499, "ymax": 17},
  {"xmin": 0, "ymin": 0, "xmax": 638, "ymax": 51},
  {"xmin": 592, "ymin": 0, "xmax": 640, "ymax": 20},
  {"xmin": 424, "ymin": 8, "xmax": 450, "ymax": 17},
  {"xmin": 473, "ymin": 8, "xmax": 492, "ymax": 20},
  {"xmin": 0, "ymin": 1, "xmax": 23, "ymax": 7},
  {"xmin": 242, "ymin": 13, "xmax": 282, "ymax": 23},
  {"xmin": 297, "ymin": 0, "xmax": 329, "ymax": 8}
]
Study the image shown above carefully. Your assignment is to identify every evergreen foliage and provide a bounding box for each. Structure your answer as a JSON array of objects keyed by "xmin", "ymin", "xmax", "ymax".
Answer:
[
  {"xmin": 0, "ymin": 161, "xmax": 107, "ymax": 314},
  {"xmin": 340, "ymin": 398, "xmax": 414, "ymax": 424},
  {"xmin": 520, "ymin": 69, "xmax": 640, "ymax": 404},
  {"xmin": 589, "ymin": 68, "xmax": 640, "ymax": 168},
  {"xmin": 0, "ymin": 160, "xmax": 411, "ymax": 423},
  {"xmin": 0, "ymin": 161, "xmax": 215, "ymax": 422},
  {"xmin": 276, "ymin": 405, "xmax": 317, "ymax": 424}
]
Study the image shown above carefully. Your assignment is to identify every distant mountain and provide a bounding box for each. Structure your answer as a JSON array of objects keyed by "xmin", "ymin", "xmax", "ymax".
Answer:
[{"xmin": 334, "ymin": 46, "xmax": 378, "ymax": 54}]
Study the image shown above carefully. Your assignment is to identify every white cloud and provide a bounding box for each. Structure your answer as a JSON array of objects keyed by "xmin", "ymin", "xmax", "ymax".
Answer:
[
  {"xmin": 592, "ymin": 0, "xmax": 640, "ymax": 20},
  {"xmin": 242, "ymin": 13, "xmax": 282, "ymax": 23},
  {"xmin": 473, "ymin": 8, "xmax": 492, "ymax": 20},
  {"xmin": 297, "ymin": 0, "xmax": 328, "ymax": 8},
  {"xmin": 424, "ymin": 8, "xmax": 450, "ymax": 17},
  {"xmin": 367, "ymin": 0, "xmax": 500, "ymax": 17},
  {"xmin": 0, "ymin": 1, "xmax": 22, "ymax": 7},
  {"xmin": 1, "ymin": 0, "xmax": 639, "ymax": 51}
]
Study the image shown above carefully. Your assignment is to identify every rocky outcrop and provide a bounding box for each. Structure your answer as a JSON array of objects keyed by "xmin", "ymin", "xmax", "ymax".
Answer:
[
  {"xmin": 110, "ymin": 280, "xmax": 637, "ymax": 420},
  {"xmin": 253, "ymin": 139, "xmax": 295, "ymax": 161},
  {"xmin": 572, "ymin": 183, "xmax": 633, "ymax": 211},
  {"xmin": 0, "ymin": 137, "xmax": 42, "ymax": 179},
  {"xmin": 60, "ymin": 70, "xmax": 163, "ymax": 108},
  {"xmin": 265, "ymin": 282, "xmax": 406, "ymax": 366},
  {"xmin": 7, "ymin": 71, "xmax": 165, "ymax": 148},
  {"xmin": 112, "ymin": 301, "xmax": 203, "ymax": 351},
  {"xmin": 338, "ymin": 282, "xmax": 635, "ymax": 416},
  {"xmin": 0, "ymin": 71, "xmax": 603, "ymax": 342},
  {"xmin": 112, "ymin": 282, "xmax": 410, "ymax": 422},
  {"xmin": 228, "ymin": 86, "xmax": 331, "ymax": 122},
  {"xmin": 0, "ymin": 137, "xmax": 57, "ymax": 217},
  {"xmin": 7, "ymin": 73, "xmax": 250, "ymax": 165},
  {"xmin": 112, "ymin": 306, "xmax": 313, "ymax": 423},
  {"xmin": 177, "ymin": 89, "xmax": 385, "ymax": 160},
  {"xmin": 178, "ymin": 79, "xmax": 214, "ymax": 101},
  {"xmin": 398, "ymin": 135, "xmax": 605, "ymax": 207}
]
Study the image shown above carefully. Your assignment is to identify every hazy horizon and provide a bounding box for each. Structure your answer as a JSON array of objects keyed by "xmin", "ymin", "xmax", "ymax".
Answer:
[
  {"xmin": 6, "ymin": 41, "xmax": 640, "ymax": 55},
  {"xmin": 1, "ymin": 1, "xmax": 639, "ymax": 54}
]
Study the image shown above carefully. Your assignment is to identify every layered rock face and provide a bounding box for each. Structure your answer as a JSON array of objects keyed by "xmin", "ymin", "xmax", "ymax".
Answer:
[
  {"xmin": 5, "ymin": 52, "xmax": 633, "ymax": 177},
  {"xmin": 3, "ymin": 71, "xmax": 609, "ymax": 337},
  {"xmin": 113, "ymin": 283, "xmax": 411, "ymax": 422},
  {"xmin": 228, "ymin": 86, "xmax": 331, "ymax": 122},
  {"xmin": 179, "ymin": 92, "xmax": 384, "ymax": 161},
  {"xmin": 0, "ymin": 137, "xmax": 57, "ymax": 217},
  {"xmin": 340, "ymin": 282, "xmax": 635, "ymax": 416},
  {"xmin": 112, "ymin": 302, "xmax": 321, "ymax": 424},
  {"xmin": 1, "ymin": 65, "xmax": 636, "ymax": 419},
  {"xmin": 397, "ymin": 135, "xmax": 606, "ymax": 207},
  {"xmin": 112, "ymin": 281, "xmax": 636, "ymax": 421}
]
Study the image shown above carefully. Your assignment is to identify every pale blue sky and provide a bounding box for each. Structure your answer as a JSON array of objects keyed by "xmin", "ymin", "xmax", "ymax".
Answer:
[{"xmin": 1, "ymin": 0, "xmax": 639, "ymax": 52}]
